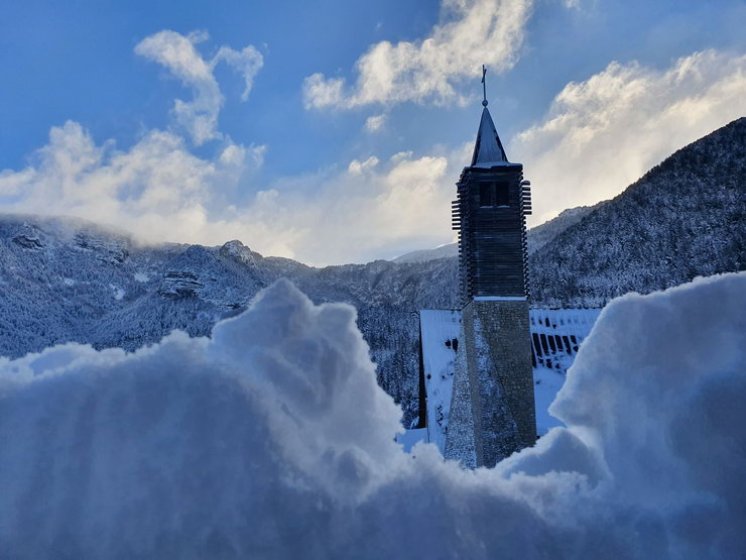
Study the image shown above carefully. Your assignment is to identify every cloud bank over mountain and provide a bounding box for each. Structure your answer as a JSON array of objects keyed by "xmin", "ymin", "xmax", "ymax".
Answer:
[
  {"xmin": 1, "ymin": 273, "xmax": 745, "ymax": 558},
  {"xmin": 3, "ymin": 35, "xmax": 746, "ymax": 264},
  {"xmin": 2, "ymin": 1, "xmax": 746, "ymax": 264},
  {"xmin": 514, "ymin": 50, "xmax": 746, "ymax": 224}
]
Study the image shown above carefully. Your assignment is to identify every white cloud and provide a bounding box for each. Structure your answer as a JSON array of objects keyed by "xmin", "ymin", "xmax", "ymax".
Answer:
[
  {"xmin": 135, "ymin": 30, "xmax": 263, "ymax": 145},
  {"xmin": 303, "ymin": 0, "xmax": 534, "ymax": 109},
  {"xmin": 347, "ymin": 156, "xmax": 380, "ymax": 175},
  {"xmin": 248, "ymin": 151, "xmax": 455, "ymax": 263},
  {"xmin": 213, "ymin": 45, "xmax": 264, "ymax": 101},
  {"xmin": 0, "ymin": 121, "xmax": 456, "ymax": 264},
  {"xmin": 2, "ymin": 273, "xmax": 746, "ymax": 557},
  {"xmin": 512, "ymin": 50, "xmax": 746, "ymax": 225},
  {"xmin": 364, "ymin": 113, "xmax": 387, "ymax": 133},
  {"xmin": 0, "ymin": 121, "xmax": 264, "ymax": 247}
]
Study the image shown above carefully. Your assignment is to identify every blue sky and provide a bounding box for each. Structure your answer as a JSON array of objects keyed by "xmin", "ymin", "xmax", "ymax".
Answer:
[{"xmin": 1, "ymin": 0, "xmax": 745, "ymax": 264}]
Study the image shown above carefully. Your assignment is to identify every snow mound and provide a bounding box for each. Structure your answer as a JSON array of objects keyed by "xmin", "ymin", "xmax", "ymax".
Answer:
[{"xmin": 2, "ymin": 274, "xmax": 746, "ymax": 558}]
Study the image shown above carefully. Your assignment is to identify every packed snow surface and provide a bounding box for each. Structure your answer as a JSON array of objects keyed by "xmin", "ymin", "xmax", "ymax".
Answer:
[{"xmin": 1, "ymin": 274, "xmax": 746, "ymax": 558}]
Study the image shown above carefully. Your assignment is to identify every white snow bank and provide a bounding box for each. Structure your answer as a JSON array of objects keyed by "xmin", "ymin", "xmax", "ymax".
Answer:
[
  {"xmin": 532, "ymin": 365, "xmax": 565, "ymax": 434},
  {"xmin": 1, "ymin": 274, "xmax": 745, "ymax": 559}
]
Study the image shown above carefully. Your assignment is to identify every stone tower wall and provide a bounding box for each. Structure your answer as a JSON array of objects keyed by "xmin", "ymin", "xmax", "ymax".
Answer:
[
  {"xmin": 461, "ymin": 299, "xmax": 536, "ymax": 466},
  {"xmin": 443, "ymin": 339, "xmax": 478, "ymax": 468}
]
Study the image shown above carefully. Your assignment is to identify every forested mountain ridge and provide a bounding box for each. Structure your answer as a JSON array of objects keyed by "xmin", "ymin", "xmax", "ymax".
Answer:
[
  {"xmin": 529, "ymin": 116, "xmax": 746, "ymax": 306},
  {"xmin": 0, "ymin": 215, "xmax": 457, "ymax": 421}
]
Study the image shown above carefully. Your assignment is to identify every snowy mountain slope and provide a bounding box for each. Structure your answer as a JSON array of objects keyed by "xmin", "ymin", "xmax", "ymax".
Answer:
[
  {"xmin": 393, "ymin": 243, "xmax": 457, "ymax": 263},
  {"xmin": 526, "ymin": 204, "xmax": 601, "ymax": 255},
  {"xmin": 529, "ymin": 116, "xmax": 746, "ymax": 306},
  {"xmin": 0, "ymin": 214, "xmax": 459, "ymax": 423}
]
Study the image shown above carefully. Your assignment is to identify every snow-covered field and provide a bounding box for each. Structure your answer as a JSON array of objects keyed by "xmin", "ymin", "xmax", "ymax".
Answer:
[{"xmin": 1, "ymin": 273, "xmax": 745, "ymax": 558}]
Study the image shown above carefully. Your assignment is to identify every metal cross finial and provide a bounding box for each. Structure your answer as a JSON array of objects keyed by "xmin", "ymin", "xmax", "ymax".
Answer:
[{"xmin": 481, "ymin": 64, "xmax": 488, "ymax": 107}]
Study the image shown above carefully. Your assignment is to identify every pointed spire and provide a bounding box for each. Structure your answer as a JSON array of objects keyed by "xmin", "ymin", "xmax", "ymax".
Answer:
[{"xmin": 470, "ymin": 91, "xmax": 509, "ymax": 167}]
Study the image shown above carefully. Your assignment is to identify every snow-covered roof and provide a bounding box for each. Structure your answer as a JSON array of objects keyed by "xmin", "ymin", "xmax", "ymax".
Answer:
[
  {"xmin": 419, "ymin": 309, "xmax": 461, "ymax": 451},
  {"xmin": 470, "ymin": 107, "xmax": 510, "ymax": 168}
]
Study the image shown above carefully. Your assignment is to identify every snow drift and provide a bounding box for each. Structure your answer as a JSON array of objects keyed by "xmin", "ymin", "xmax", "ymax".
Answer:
[{"xmin": 1, "ymin": 275, "xmax": 745, "ymax": 559}]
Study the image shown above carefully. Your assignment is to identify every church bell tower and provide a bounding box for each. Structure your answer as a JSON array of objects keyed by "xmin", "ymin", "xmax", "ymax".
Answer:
[
  {"xmin": 454, "ymin": 104, "xmax": 531, "ymax": 301},
  {"xmin": 445, "ymin": 67, "xmax": 537, "ymax": 467}
]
